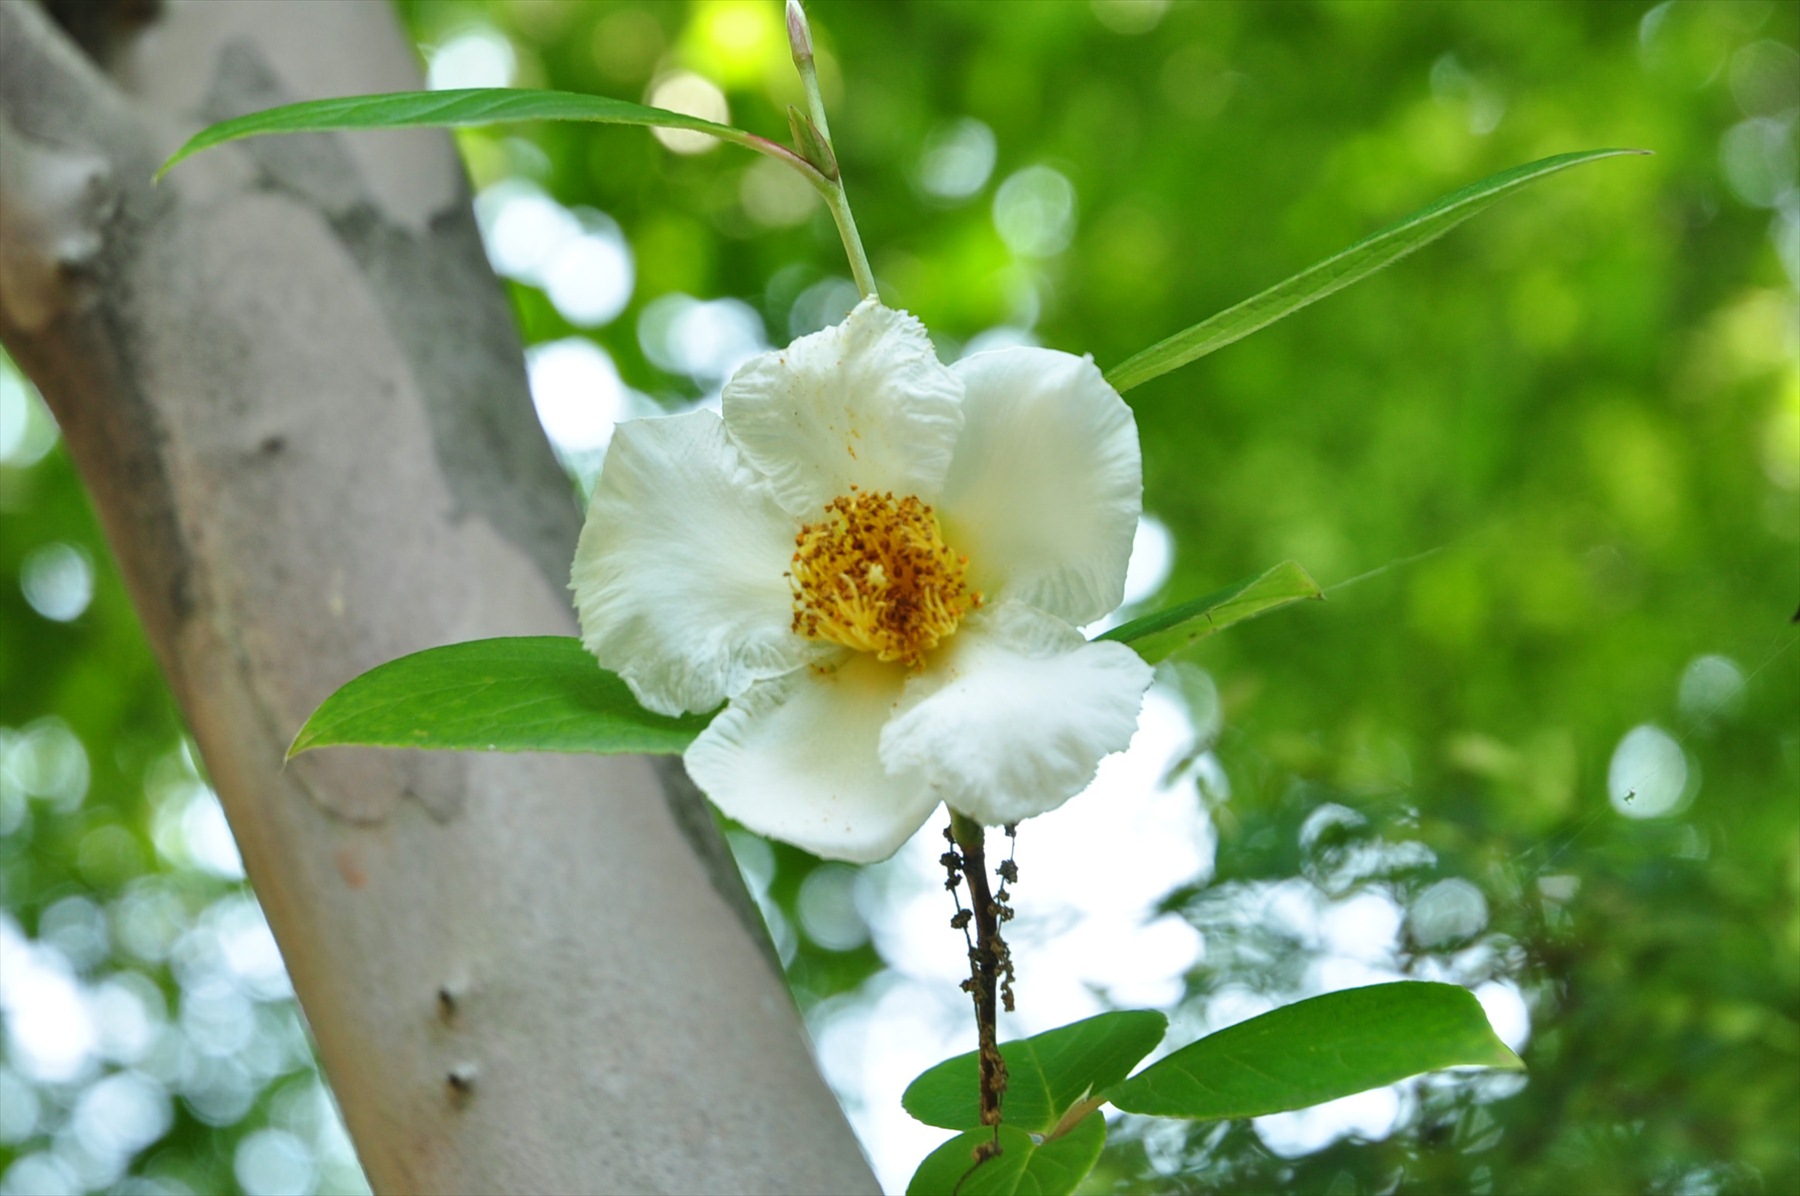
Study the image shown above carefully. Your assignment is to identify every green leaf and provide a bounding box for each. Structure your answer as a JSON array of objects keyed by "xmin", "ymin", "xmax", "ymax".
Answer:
[
  {"xmin": 1098, "ymin": 560, "xmax": 1323, "ymax": 662},
  {"xmin": 287, "ymin": 637, "xmax": 709, "ymax": 759},
  {"xmin": 903, "ymin": 1010, "xmax": 1167, "ymax": 1134},
  {"xmin": 1108, "ymin": 982, "xmax": 1524, "ymax": 1121},
  {"xmin": 908, "ymin": 1127, "xmax": 1032, "ymax": 1196},
  {"xmin": 159, "ymin": 88, "xmax": 781, "ymax": 179},
  {"xmin": 1104, "ymin": 148, "xmax": 1649, "ymax": 393},
  {"xmin": 906, "ymin": 1114, "xmax": 1106, "ymax": 1196}
]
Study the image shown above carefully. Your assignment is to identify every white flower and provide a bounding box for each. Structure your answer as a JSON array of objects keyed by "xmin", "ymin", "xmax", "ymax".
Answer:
[{"xmin": 571, "ymin": 299, "xmax": 1153, "ymax": 863}]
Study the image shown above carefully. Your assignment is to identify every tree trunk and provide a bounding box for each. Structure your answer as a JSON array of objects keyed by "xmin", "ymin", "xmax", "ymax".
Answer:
[{"xmin": 0, "ymin": 1, "xmax": 876, "ymax": 1191}]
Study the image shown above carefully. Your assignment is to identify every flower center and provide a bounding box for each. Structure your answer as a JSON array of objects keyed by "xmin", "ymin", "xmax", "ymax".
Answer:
[{"xmin": 790, "ymin": 488, "xmax": 978, "ymax": 666}]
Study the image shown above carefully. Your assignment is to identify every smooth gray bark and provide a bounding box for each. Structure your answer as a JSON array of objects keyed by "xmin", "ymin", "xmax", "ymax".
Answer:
[{"xmin": 0, "ymin": 1, "xmax": 877, "ymax": 1191}]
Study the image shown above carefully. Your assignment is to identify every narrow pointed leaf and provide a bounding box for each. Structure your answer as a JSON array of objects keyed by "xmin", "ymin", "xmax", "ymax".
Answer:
[
  {"xmin": 160, "ymin": 88, "xmax": 774, "ymax": 178},
  {"xmin": 1107, "ymin": 982, "xmax": 1524, "ymax": 1121},
  {"xmin": 787, "ymin": 105, "xmax": 839, "ymax": 180},
  {"xmin": 1099, "ymin": 560, "xmax": 1322, "ymax": 662},
  {"xmin": 903, "ymin": 1010, "xmax": 1166, "ymax": 1133},
  {"xmin": 287, "ymin": 637, "xmax": 709, "ymax": 759},
  {"xmin": 1020, "ymin": 1113, "xmax": 1108, "ymax": 1196},
  {"xmin": 1104, "ymin": 148, "xmax": 1649, "ymax": 392},
  {"xmin": 906, "ymin": 1114, "xmax": 1105, "ymax": 1196}
]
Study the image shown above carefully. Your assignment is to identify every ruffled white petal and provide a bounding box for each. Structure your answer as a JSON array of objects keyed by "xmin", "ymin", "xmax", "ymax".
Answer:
[
  {"xmin": 571, "ymin": 410, "xmax": 818, "ymax": 717},
  {"xmin": 938, "ymin": 348, "xmax": 1141, "ymax": 626},
  {"xmin": 722, "ymin": 299, "xmax": 965, "ymax": 518},
  {"xmin": 879, "ymin": 602, "xmax": 1153, "ymax": 827},
  {"xmin": 687, "ymin": 658, "xmax": 942, "ymax": 864}
]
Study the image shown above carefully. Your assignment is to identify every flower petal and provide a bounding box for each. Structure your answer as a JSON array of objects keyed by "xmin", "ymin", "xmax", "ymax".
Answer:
[
  {"xmin": 571, "ymin": 410, "xmax": 817, "ymax": 716},
  {"xmin": 879, "ymin": 602, "xmax": 1153, "ymax": 826},
  {"xmin": 722, "ymin": 299, "xmax": 965, "ymax": 518},
  {"xmin": 939, "ymin": 348, "xmax": 1141, "ymax": 625},
  {"xmin": 687, "ymin": 658, "xmax": 942, "ymax": 864}
]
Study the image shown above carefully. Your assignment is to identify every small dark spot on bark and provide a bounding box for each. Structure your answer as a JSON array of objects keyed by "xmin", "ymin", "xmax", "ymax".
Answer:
[
  {"xmin": 259, "ymin": 434, "xmax": 285, "ymax": 456},
  {"xmin": 446, "ymin": 1065, "xmax": 476, "ymax": 1104},
  {"xmin": 436, "ymin": 987, "xmax": 457, "ymax": 1021}
]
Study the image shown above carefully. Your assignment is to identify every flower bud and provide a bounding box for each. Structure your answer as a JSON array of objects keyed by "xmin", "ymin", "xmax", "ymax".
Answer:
[
  {"xmin": 786, "ymin": 0, "xmax": 814, "ymax": 67},
  {"xmin": 787, "ymin": 105, "xmax": 839, "ymax": 181}
]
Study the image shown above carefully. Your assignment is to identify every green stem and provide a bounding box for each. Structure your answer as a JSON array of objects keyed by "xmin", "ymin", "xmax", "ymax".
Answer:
[
  {"xmin": 785, "ymin": 0, "xmax": 880, "ymax": 301},
  {"xmin": 733, "ymin": 131, "xmax": 828, "ymax": 183},
  {"xmin": 823, "ymin": 183, "xmax": 880, "ymax": 301}
]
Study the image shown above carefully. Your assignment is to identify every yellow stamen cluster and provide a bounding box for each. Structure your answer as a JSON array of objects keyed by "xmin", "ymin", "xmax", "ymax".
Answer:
[{"xmin": 790, "ymin": 488, "xmax": 978, "ymax": 666}]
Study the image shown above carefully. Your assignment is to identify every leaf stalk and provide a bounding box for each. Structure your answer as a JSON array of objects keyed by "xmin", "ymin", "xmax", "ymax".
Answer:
[{"xmin": 787, "ymin": 0, "xmax": 879, "ymax": 300}]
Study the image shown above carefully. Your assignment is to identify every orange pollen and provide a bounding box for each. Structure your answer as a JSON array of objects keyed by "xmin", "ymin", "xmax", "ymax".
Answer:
[{"xmin": 789, "ymin": 489, "xmax": 979, "ymax": 666}]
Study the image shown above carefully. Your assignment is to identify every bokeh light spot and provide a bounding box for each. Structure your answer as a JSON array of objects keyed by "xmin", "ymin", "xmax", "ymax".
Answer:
[
  {"xmin": 543, "ymin": 231, "xmax": 635, "ymax": 328},
  {"xmin": 150, "ymin": 779, "xmax": 244, "ymax": 880},
  {"xmin": 70, "ymin": 1070, "xmax": 172, "ymax": 1167},
  {"xmin": 0, "ymin": 1154, "xmax": 79, "ymax": 1196},
  {"xmin": 638, "ymin": 294, "xmax": 767, "ymax": 383},
  {"xmin": 234, "ymin": 1127, "xmax": 317, "ymax": 1196},
  {"xmin": 476, "ymin": 182, "xmax": 582, "ymax": 279},
  {"xmin": 648, "ymin": 72, "xmax": 729, "ymax": 154},
  {"xmin": 1677, "ymin": 654, "xmax": 1746, "ymax": 724},
  {"xmin": 0, "ymin": 1067, "xmax": 41, "ymax": 1144},
  {"xmin": 21, "ymin": 542, "xmax": 94, "ymax": 622},
  {"xmin": 684, "ymin": 0, "xmax": 784, "ymax": 88},
  {"xmin": 741, "ymin": 157, "xmax": 818, "ymax": 228},
  {"xmin": 1720, "ymin": 117, "xmax": 1798, "ymax": 210},
  {"xmin": 1255, "ymin": 1085, "xmax": 1403, "ymax": 1158},
  {"xmin": 528, "ymin": 339, "xmax": 636, "ymax": 455},
  {"xmin": 0, "ymin": 916, "xmax": 99, "ymax": 1083},
  {"xmin": 1475, "ymin": 980, "xmax": 1531, "ymax": 1053},
  {"xmin": 425, "ymin": 27, "xmax": 515, "ymax": 91},
  {"xmin": 787, "ymin": 277, "xmax": 861, "ymax": 339},
  {"xmin": 1090, "ymin": 0, "xmax": 1169, "ymax": 36},
  {"xmin": 916, "ymin": 118, "xmax": 997, "ymax": 202},
  {"xmin": 1122, "ymin": 515, "xmax": 1174, "ymax": 608},
  {"xmin": 1408, "ymin": 878, "xmax": 1490, "ymax": 949},
  {"xmin": 993, "ymin": 166, "xmax": 1078, "ymax": 258},
  {"xmin": 1, "ymin": 718, "xmax": 90, "ymax": 811},
  {"xmin": 0, "ymin": 360, "xmax": 59, "ymax": 466},
  {"xmin": 1607, "ymin": 724, "xmax": 1691, "ymax": 819},
  {"xmin": 797, "ymin": 864, "xmax": 869, "ymax": 952}
]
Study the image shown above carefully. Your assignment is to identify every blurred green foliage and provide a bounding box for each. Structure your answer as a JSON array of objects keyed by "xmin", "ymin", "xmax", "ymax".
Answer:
[{"xmin": 4, "ymin": 1, "xmax": 1796, "ymax": 1193}]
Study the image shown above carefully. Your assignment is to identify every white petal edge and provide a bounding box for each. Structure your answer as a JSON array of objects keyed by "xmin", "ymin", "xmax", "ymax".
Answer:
[
  {"xmin": 938, "ymin": 348, "xmax": 1141, "ymax": 626},
  {"xmin": 722, "ymin": 299, "xmax": 965, "ymax": 518},
  {"xmin": 686, "ymin": 657, "xmax": 942, "ymax": 864},
  {"xmin": 571, "ymin": 410, "xmax": 818, "ymax": 717},
  {"xmin": 879, "ymin": 602, "xmax": 1153, "ymax": 826}
]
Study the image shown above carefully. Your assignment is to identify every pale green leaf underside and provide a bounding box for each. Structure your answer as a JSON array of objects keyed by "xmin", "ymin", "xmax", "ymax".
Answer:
[
  {"xmin": 906, "ymin": 1114, "xmax": 1105, "ymax": 1196},
  {"xmin": 1104, "ymin": 148, "xmax": 1649, "ymax": 393},
  {"xmin": 160, "ymin": 88, "xmax": 759, "ymax": 178},
  {"xmin": 1100, "ymin": 560, "xmax": 1323, "ymax": 663},
  {"xmin": 903, "ymin": 1010, "xmax": 1168, "ymax": 1133},
  {"xmin": 1108, "ymin": 982, "xmax": 1524, "ymax": 1121},
  {"xmin": 287, "ymin": 636, "xmax": 708, "ymax": 759}
]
